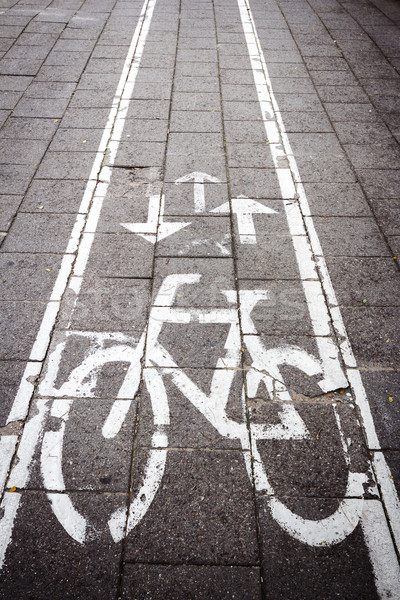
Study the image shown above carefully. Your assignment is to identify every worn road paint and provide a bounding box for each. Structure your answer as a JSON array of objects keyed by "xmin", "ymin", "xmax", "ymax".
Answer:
[
  {"xmin": 212, "ymin": 198, "xmax": 277, "ymax": 243},
  {"xmin": 38, "ymin": 273, "xmax": 370, "ymax": 549},
  {"xmin": 175, "ymin": 171, "xmax": 221, "ymax": 212},
  {"xmin": 236, "ymin": 0, "xmax": 400, "ymax": 592},
  {"xmin": 0, "ymin": 0, "xmax": 159, "ymax": 569},
  {"xmin": 121, "ymin": 194, "xmax": 191, "ymax": 243}
]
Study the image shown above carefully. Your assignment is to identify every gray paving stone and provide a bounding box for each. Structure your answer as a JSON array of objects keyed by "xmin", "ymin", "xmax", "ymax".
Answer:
[
  {"xmin": 0, "ymin": 252, "xmax": 63, "ymax": 300},
  {"xmin": 220, "ymin": 83, "xmax": 259, "ymax": 102},
  {"xmin": 36, "ymin": 151, "xmax": 96, "ymax": 180},
  {"xmin": 317, "ymin": 85, "xmax": 370, "ymax": 104},
  {"xmin": 172, "ymin": 92, "xmax": 220, "ymax": 112},
  {"xmin": 0, "ymin": 195, "xmax": 22, "ymax": 229},
  {"xmin": 130, "ymin": 81, "xmax": 172, "ymax": 100},
  {"xmin": 110, "ymin": 141, "xmax": 165, "ymax": 168},
  {"xmin": 226, "ymin": 142, "xmax": 279, "ymax": 169},
  {"xmin": 303, "ymin": 182, "xmax": 371, "ymax": 216},
  {"xmin": 371, "ymin": 199, "xmax": 400, "ymax": 236},
  {"xmin": 223, "ymin": 120, "xmax": 267, "ymax": 143},
  {"xmin": 361, "ymin": 370, "xmax": 400, "ymax": 450},
  {"xmin": 324, "ymin": 102, "xmax": 379, "ymax": 122},
  {"xmin": 122, "ymin": 564, "xmax": 262, "ymax": 600},
  {"xmin": 332, "ymin": 121, "xmax": 394, "ymax": 145},
  {"xmin": 384, "ymin": 451, "xmax": 400, "ymax": 496},
  {"xmin": 0, "ymin": 138, "xmax": 48, "ymax": 165},
  {"xmin": 313, "ymin": 216, "xmax": 391, "ymax": 256},
  {"xmin": 1, "ymin": 213, "xmax": 75, "ymax": 253},
  {"xmin": 388, "ymin": 236, "xmax": 400, "ymax": 256},
  {"xmin": 256, "ymin": 497, "xmax": 379, "ymax": 599},
  {"xmin": 222, "ymin": 100, "xmax": 263, "ymax": 121},
  {"xmin": 61, "ymin": 107, "xmax": 110, "ymax": 128},
  {"xmin": 124, "ymin": 449, "xmax": 259, "ymax": 565},
  {"xmin": 165, "ymin": 154, "xmax": 227, "ymax": 183},
  {"xmin": 175, "ymin": 61, "xmax": 219, "ymax": 77},
  {"xmin": 24, "ymin": 80, "xmax": 76, "ymax": 99},
  {"xmin": 20, "ymin": 179, "xmax": 86, "ymax": 213},
  {"xmin": 235, "ymin": 235, "xmax": 302, "ymax": 280},
  {"xmin": 0, "ymin": 58, "xmax": 43, "ymax": 75},
  {"xmin": 49, "ymin": 127, "xmax": 103, "ymax": 153},
  {"xmin": 174, "ymin": 76, "xmax": 219, "ymax": 93},
  {"xmin": 0, "ymin": 90, "xmax": 23, "ymax": 110},
  {"xmin": 169, "ymin": 110, "xmax": 222, "ymax": 133},
  {"xmin": 12, "ymin": 96, "xmax": 69, "ymax": 119},
  {"xmin": 0, "ymin": 490, "xmax": 126, "ymax": 599},
  {"xmin": 61, "ymin": 277, "xmax": 151, "ymax": 334},
  {"xmin": 356, "ymin": 169, "xmax": 400, "ymax": 199},
  {"xmin": 344, "ymin": 141, "xmax": 400, "ymax": 170},
  {"xmin": 0, "ymin": 164, "xmax": 36, "ymax": 195},
  {"xmin": 0, "ymin": 300, "xmax": 46, "ymax": 360},
  {"xmin": 341, "ymin": 306, "xmax": 400, "ymax": 368},
  {"xmin": 228, "ymin": 167, "xmax": 282, "ymax": 198},
  {"xmin": 28, "ymin": 398, "xmax": 137, "ymax": 491},
  {"xmin": 4, "ymin": 44, "xmax": 49, "ymax": 60},
  {"xmin": 36, "ymin": 64, "xmax": 84, "ymax": 82},
  {"xmin": 120, "ymin": 118, "xmax": 168, "ymax": 142},
  {"xmin": 287, "ymin": 133, "xmax": 356, "ymax": 182},
  {"xmin": 0, "ymin": 75, "xmax": 33, "ymax": 92},
  {"xmin": 267, "ymin": 63, "xmax": 309, "ymax": 78},
  {"xmin": 126, "ymin": 98, "xmax": 170, "ymax": 120},
  {"xmin": 0, "ymin": 116, "xmax": 58, "ymax": 140},
  {"xmin": 85, "ymin": 233, "xmax": 154, "ymax": 278}
]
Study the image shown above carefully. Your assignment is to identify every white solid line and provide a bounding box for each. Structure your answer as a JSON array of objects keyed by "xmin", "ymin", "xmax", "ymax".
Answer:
[{"xmin": 236, "ymin": 0, "xmax": 400, "ymax": 587}]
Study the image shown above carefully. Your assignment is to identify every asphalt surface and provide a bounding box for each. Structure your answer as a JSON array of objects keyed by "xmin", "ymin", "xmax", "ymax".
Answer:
[{"xmin": 0, "ymin": 0, "xmax": 399, "ymax": 597}]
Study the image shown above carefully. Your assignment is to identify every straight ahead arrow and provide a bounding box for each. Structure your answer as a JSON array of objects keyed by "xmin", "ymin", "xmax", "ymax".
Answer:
[
  {"xmin": 121, "ymin": 195, "xmax": 191, "ymax": 244},
  {"xmin": 211, "ymin": 198, "xmax": 277, "ymax": 244},
  {"xmin": 175, "ymin": 171, "xmax": 221, "ymax": 213}
]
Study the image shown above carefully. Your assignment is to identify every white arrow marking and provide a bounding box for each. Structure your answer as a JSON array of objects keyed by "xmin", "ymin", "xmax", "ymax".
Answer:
[
  {"xmin": 175, "ymin": 171, "xmax": 221, "ymax": 213},
  {"xmin": 211, "ymin": 198, "xmax": 277, "ymax": 244},
  {"xmin": 121, "ymin": 195, "xmax": 191, "ymax": 244}
]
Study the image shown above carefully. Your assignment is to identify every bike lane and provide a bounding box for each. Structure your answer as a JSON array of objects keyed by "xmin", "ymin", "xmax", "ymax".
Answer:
[{"xmin": 0, "ymin": 0, "xmax": 399, "ymax": 598}]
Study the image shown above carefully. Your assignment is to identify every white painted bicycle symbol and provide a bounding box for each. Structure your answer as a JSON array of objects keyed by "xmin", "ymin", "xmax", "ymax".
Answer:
[{"xmin": 39, "ymin": 273, "xmax": 370, "ymax": 547}]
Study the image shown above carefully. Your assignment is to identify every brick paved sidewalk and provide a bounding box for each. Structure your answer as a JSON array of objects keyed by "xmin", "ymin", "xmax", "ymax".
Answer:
[{"xmin": 0, "ymin": 0, "xmax": 399, "ymax": 597}]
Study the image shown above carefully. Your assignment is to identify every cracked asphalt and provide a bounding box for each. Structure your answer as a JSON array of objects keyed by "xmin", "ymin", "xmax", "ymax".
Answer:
[{"xmin": 0, "ymin": 0, "xmax": 399, "ymax": 597}]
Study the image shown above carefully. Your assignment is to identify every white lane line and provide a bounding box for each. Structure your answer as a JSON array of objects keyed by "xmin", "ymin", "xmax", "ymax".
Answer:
[
  {"xmin": 236, "ymin": 0, "xmax": 400, "ymax": 588},
  {"xmin": 0, "ymin": 0, "xmax": 158, "ymax": 568}
]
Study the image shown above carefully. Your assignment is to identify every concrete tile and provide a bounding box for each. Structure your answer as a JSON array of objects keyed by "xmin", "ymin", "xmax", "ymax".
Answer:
[
  {"xmin": 313, "ymin": 216, "xmax": 390, "ymax": 256},
  {"xmin": 303, "ymin": 182, "xmax": 371, "ymax": 216},
  {"xmin": 0, "ymin": 300, "xmax": 46, "ymax": 360},
  {"xmin": 257, "ymin": 497, "xmax": 379, "ymax": 599},
  {"xmin": 0, "ymin": 195, "xmax": 22, "ymax": 229},
  {"xmin": 0, "ymin": 252, "xmax": 64, "ymax": 300},
  {"xmin": 27, "ymin": 398, "xmax": 137, "ymax": 491},
  {"xmin": 361, "ymin": 371, "xmax": 400, "ymax": 449},
  {"xmin": 85, "ymin": 233, "xmax": 154, "ymax": 278},
  {"xmin": 20, "ymin": 179, "xmax": 86, "ymax": 213},
  {"xmin": 124, "ymin": 449, "xmax": 259, "ymax": 564},
  {"xmin": 1, "ymin": 213, "xmax": 75, "ymax": 253},
  {"xmin": 36, "ymin": 151, "xmax": 96, "ymax": 180},
  {"xmin": 0, "ymin": 490, "xmax": 126, "ymax": 599},
  {"xmin": 122, "ymin": 564, "xmax": 262, "ymax": 600},
  {"xmin": 0, "ymin": 116, "xmax": 58, "ymax": 140},
  {"xmin": 342, "ymin": 306, "xmax": 400, "ymax": 368}
]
